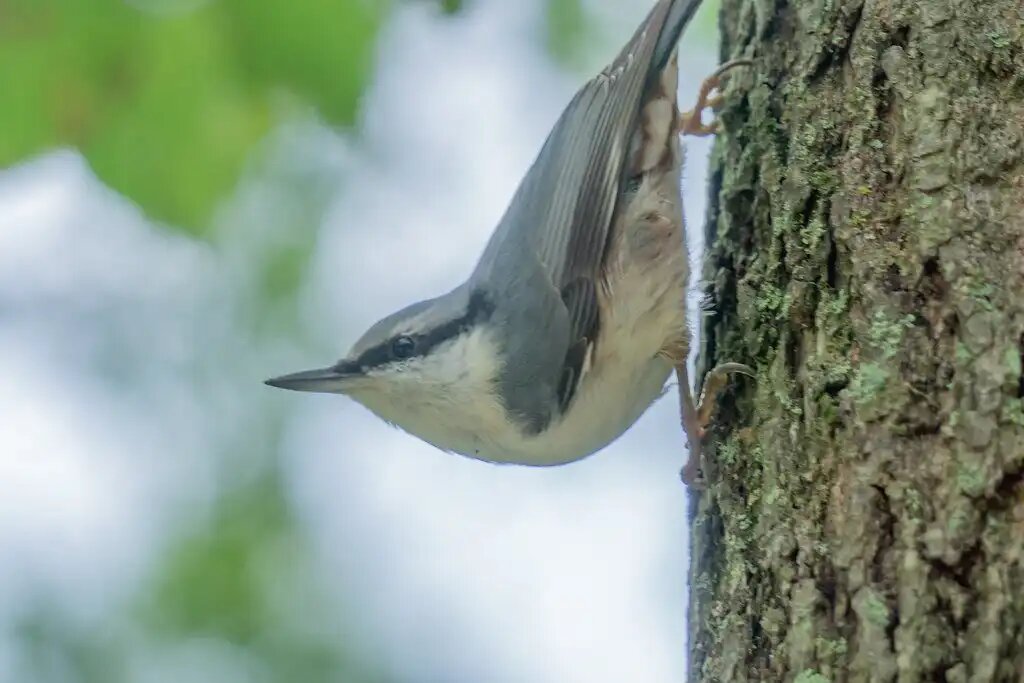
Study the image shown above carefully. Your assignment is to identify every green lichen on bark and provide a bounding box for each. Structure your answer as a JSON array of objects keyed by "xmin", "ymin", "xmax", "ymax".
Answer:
[{"xmin": 688, "ymin": 0, "xmax": 1024, "ymax": 680}]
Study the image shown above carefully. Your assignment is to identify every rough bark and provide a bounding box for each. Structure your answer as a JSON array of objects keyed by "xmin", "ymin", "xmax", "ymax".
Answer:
[{"xmin": 687, "ymin": 0, "xmax": 1024, "ymax": 680}]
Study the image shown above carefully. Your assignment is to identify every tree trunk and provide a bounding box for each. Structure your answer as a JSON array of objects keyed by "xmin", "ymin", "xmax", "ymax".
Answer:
[{"xmin": 687, "ymin": 0, "xmax": 1024, "ymax": 679}]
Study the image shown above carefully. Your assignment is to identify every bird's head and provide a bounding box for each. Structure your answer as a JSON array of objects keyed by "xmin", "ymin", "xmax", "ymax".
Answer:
[{"xmin": 266, "ymin": 289, "xmax": 499, "ymax": 432}]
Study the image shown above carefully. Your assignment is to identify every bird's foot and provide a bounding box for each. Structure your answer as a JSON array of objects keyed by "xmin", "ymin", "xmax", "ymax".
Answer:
[
  {"xmin": 678, "ymin": 59, "xmax": 753, "ymax": 137},
  {"xmin": 678, "ymin": 362, "xmax": 755, "ymax": 489}
]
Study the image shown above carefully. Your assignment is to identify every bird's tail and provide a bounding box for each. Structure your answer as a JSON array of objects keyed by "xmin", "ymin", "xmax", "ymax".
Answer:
[{"xmin": 651, "ymin": 0, "xmax": 704, "ymax": 70}]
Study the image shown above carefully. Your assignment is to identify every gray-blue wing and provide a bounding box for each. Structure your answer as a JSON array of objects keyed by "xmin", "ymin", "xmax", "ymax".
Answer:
[
  {"xmin": 471, "ymin": 0, "xmax": 702, "ymax": 421},
  {"xmin": 478, "ymin": 0, "xmax": 702, "ymax": 290}
]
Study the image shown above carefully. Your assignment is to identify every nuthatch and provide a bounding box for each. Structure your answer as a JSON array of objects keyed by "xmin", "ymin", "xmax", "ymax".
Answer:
[{"xmin": 268, "ymin": 0, "xmax": 753, "ymax": 487}]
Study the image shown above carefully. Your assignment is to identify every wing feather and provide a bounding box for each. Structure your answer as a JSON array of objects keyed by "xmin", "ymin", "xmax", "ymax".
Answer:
[{"xmin": 472, "ymin": 0, "xmax": 703, "ymax": 418}]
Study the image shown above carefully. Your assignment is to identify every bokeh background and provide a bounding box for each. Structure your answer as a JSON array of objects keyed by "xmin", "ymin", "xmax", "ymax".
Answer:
[{"xmin": 0, "ymin": 1, "xmax": 722, "ymax": 681}]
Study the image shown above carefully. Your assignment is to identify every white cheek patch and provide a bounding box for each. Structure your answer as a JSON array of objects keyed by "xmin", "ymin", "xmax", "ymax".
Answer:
[
  {"xmin": 459, "ymin": 327, "xmax": 501, "ymax": 381},
  {"xmin": 348, "ymin": 326, "xmax": 512, "ymax": 458},
  {"xmin": 366, "ymin": 327, "xmax": 500, "ymax": 398},
  {"xmin": 413, "ymin": 327, "xmax": 500, "ymax": 392}
]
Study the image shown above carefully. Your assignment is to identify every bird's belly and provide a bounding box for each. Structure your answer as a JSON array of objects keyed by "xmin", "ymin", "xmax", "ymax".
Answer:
[
  {"xmin": 466, "ymin": 204, "xmax": 688, "ymax": 465},
  {"xmin": 506, "ymin": 356, "xmax": 674, "ymax": 466},
  {"xmin": 473, "ymin": 282, "xmax": 683, "ymax": 466},
  {"xmin": 431, "ymin": 171, "xmax": 689, "ymax": 466},
  {"xmin": 463, "ymin": 358, "xmax": 673, "ymax": 467},
  {"xmin": 362, "ymin": 330, "xmax": 675, "ymax": 467}
]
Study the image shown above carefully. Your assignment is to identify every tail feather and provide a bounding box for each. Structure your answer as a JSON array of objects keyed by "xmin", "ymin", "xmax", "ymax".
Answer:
[
  {"xmin": 628, "ymin": 0, "xmax": 698, "ymax": 176},
  {"xmin": 652, "ymin": 0, "xmax": 703, "ymax": 70},
  {"xmin": 629, "ymin": 51, "xmax": 680, "ymax": 175}
]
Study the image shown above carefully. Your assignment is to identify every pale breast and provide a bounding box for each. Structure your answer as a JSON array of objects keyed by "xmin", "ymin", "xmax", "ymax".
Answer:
[
  {"xmin": 472, "ymin": 169, "xmax": 690, "ymax": 466},
  {"xmin": 509, "ymin": 346, "xmax": 675, "ymax": 466},
  {"xmin": 398, "ymin": 99, "xmax": 691, "ymax": 467},
  {"xmin": 469, "ymin": 347, "xmax": 674, "ymax": 466}
]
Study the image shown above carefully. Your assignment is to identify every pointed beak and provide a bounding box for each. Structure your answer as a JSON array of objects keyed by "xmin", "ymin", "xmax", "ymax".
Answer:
[{"xmin": 264, "ymin": 364, "xmax": 358, "ymax": 394}]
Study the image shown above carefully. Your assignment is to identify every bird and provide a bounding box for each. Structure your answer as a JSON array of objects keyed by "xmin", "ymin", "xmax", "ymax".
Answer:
[{"xmin": 267, "ymin": 0, "xmax": 754, "ymax": 488}]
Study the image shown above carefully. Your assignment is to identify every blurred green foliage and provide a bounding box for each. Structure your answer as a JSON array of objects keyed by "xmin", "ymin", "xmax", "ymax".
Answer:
[
  {"xmin": 546, "ymin": 0, "xmax": 589, "ymax": 67},
  {"xmin": 1, "ymin": 2, "xmax": 706, "ymax": 681},
  {"xmin": 14, "ymin": 474, "xmax": 391, "ymax": 683},
  {"xmin": 142, "ymin": 474, "xmax": 390, "ymax": 682},
  {"xmin": 0, "ymin": 2, "xmax": 666, "ymax": 681},
  {"xmin": 0, "ymin": 0, "xmax": 386, "ymax": 233},
  {"xmin": 146, "ymin": 477, "xmax": 297, "ymax": 643},
  {"xmin": 438, "ymin": 0, "xmax": 465, "ymax": 14},
  {"xmin": 0, "ymin": 0, "xmax": 597, "ymax": 234}
]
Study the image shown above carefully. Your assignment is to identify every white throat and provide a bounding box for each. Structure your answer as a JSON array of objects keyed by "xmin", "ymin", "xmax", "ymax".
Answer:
[{"xmin": 350, "ymin": 326, "xmax": 513, "ymax": 457}]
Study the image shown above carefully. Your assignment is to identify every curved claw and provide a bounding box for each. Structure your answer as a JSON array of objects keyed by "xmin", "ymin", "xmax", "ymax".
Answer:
[
  {"xmin": 696, "ymin": 363, "xmax": 756, "ymax": 430},
  {"xmin": 678, "ymin": 362, "xmax": 755, "ymax": 489},
  {"xmin": 678, "ymin": 58, "xmax": 754, "ymax": 138}
]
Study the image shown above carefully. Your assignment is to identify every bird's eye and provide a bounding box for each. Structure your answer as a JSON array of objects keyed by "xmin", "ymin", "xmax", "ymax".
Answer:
[{"xmin": 390, "ymin": 336, "xmax": 416, "ymax": 360}]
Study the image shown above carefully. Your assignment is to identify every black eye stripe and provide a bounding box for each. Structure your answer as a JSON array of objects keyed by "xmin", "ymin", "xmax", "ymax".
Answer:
[{"xmin": 351, "ymin": 290, "xmax": 494, "ymax": 371}]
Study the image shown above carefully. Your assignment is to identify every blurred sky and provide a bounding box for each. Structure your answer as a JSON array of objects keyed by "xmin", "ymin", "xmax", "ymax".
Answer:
[{"xmin": 0, "ymin": 1, "xmax": 722, "ymax": 681}]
